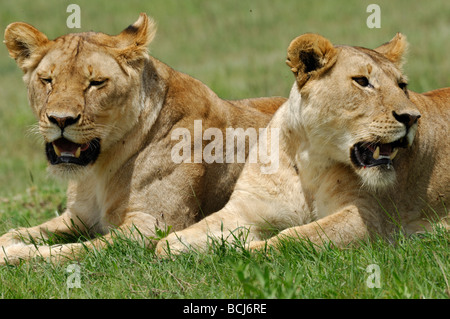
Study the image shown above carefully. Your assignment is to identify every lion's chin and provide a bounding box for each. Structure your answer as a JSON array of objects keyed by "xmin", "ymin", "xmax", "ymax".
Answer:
[
  {"xmin": 45, "ymin": 137, "xmax": 101, "ymax": 180},
  {"xmin": 349, "ymin": 139, "xmax": 404, "ymax": 191},
  {"xmin": 47, "ymin": 163, "xmax": 92, "ymax": 181},
  {"xmin": 357, "ymin": 165, "xmax": 397, "ymax": 192}
]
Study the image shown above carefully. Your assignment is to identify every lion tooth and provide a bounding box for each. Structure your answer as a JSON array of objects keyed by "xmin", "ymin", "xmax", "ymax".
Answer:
[
  {"xmin": 390, "ymin": 148, "xmax": 399, "ymax": 160},
  {"xmin": 373, "ymin": 146, "xmax": 380, "ymax": 160},
  {"xmin": 53, "ymin": 144, "xmax": 61, "ymax": 157},
  {"xmin": 75, "ymin": 147, "xmax": 81, "ymax": 158}
]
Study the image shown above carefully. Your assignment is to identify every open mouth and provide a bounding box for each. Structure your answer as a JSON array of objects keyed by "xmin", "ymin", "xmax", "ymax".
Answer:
[
  {"xmin": 45, "ymin": 138, "xmax": 101, "ymax": 166},
  {"xmin": 350, "ymin": 137, "xmax": 408, "ymax": 168}
]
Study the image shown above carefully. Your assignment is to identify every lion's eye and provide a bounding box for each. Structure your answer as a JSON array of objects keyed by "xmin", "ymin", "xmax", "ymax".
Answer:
[
  {"xmin": 89, "ymin": 79, "xmax": 107, "ymax": 88},
  {"xmin": 40, "ymin": 77, "xmax": 52, "ymax": 85},
  {"xmin": 398, "ymin": 82, "xmax": 408, "ymax": 91},
  {"xmin": 352, "ymin": 76, "xmax": 372, "ymax": 88}
]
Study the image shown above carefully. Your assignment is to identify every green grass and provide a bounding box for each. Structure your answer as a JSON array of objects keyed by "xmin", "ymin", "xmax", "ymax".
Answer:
[
  {"xmin": 0, "ymin": 0, "xmax": 449, "ymax": 299},
  {"xmin": 0, "ymin": 226, "xmax": 448, "ymax": 298}
]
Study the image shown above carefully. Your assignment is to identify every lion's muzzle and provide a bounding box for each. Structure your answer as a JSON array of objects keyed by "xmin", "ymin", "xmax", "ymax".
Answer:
[{"xmin": 350, "ymin": 110, "xmax": 420, "ymax": 169}]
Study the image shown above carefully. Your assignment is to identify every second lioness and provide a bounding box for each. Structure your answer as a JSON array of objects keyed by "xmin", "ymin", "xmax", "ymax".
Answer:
[{"xmin": 156, "ymin": 33, "xmax": 449, "ymax": 255}]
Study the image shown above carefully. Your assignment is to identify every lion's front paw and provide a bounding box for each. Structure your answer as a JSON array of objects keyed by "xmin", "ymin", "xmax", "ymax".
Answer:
[
  {"xmin": 248, "ymin": 240, "xmax": 268, "ymax": 251},
  {"xmin": 0, "ymin": 242, "xmax": 31, "ymax": 265},
  {"xmin": 0, "ymin": 247, "xmax": 9, "ymax": 265},
  {"xmin": 0, "ymin": 229, "xmax": 26, "ymax": 248},
  {"xmin": 0, "ymin": 230, "xmax": 31, "ymax": 265},
  {"xmin": 155, "ymin": 233, "xmax": 191, "ymax": 257},
  {"xmin": 0, "ymin": 250, "xmax": 8, "ymax": 266}
]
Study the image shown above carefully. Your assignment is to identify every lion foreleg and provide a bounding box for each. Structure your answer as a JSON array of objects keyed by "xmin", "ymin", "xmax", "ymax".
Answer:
[
  {"xmin": 155, "ymin": 203, "xmax": 265, "ymax": 257},
  {"xmin": 0, "ymin": 212, "xmax": 84, "ymax": 250},
  {"xmin": 0, "ymin": 212, "xmax": 158, "ymax": 265},
  {"xmin": 249, "ymin": 207, "xmax": 370, "ymax": 251}
]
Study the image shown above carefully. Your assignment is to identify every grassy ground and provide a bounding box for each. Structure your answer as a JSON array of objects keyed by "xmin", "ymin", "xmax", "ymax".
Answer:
[
  {"xmin": 0, "ymin": 0, "xmax": 449, "ymax": 299},
  {"xmin": 0, "ymin": 226, "xmax": 449, "ymax": 299}
]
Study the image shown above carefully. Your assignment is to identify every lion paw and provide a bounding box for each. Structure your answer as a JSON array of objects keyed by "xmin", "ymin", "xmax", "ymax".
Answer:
[
  {"xmin": 0, "ymin": 242, "xmax": 32, "ymax": 265},
  {"xmin": 248, "ymin": 240, "xmax": 268, "ymax": 251},
  {"xmin": 0, "ymin": 229, "xmax": 26, "ymax": 248},
  {"xmin": 155, "ymin": 233, "xmax": 192, "ymax": 257}
]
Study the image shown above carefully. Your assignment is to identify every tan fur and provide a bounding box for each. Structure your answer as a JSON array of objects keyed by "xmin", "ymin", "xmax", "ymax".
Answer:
[
  {"xmin": 156, "ymin": 33, "xmax": 449, "ymax": 255},
  {"xmin": 0, "ymin": 14, "xmax": 285, "ymax": 264}
]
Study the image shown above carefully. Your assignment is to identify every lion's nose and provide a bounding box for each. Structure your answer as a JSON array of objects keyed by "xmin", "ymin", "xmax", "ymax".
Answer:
[
  {"xmin": 392, "ymin": 111, "xmax": 421, "ymax": 129},
  {"xmin": 47, "ymin": 114, "xmax": 81, "ymax": 129}
]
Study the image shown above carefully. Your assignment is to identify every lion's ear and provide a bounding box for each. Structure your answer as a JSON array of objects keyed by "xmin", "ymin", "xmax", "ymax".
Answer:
[
  {"xmin": 374, "ymin": 33, "xmax": 408, "ymax": 68},
  {"xmin": 4, "ymin": 22, "xmax": 50, "ymax": 72},
  {"xmin": 286, "ymin": 33, "xmax": 338, "ymax": 89},
  {"xmin": 115, "ymin": 13, "xmax": 157, "ymax": 67}
]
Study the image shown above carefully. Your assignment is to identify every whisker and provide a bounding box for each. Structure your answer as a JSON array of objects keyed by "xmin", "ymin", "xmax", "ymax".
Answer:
[
  {"xmin": 25, "ymin": 124, "xmax": 45, "ymax": 145},
  {"xmin": 27, "ymin": 121, "xmax": 130, "ymax": 151}
]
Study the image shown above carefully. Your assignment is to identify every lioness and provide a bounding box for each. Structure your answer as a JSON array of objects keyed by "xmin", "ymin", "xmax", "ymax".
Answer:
[
  {"xmin": 0, "ymin": 14, "xmax": 285, "ymax": 264},
  {"xmin": 156, "ymin": 33, "xmax": 449, "ymax": 255}
]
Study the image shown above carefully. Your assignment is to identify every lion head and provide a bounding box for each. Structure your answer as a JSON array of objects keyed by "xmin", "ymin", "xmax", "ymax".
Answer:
[
  {"xmin": 286, "ymin": 33, "xmax": 421, "ymax": 190},
  {"xmin": 4, "ymin": 13, "xmax": 156, "ymax": 178}
]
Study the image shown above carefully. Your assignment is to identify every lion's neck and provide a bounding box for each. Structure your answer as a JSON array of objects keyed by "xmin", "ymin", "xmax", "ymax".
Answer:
[
  {"xmin": 92, "ymin": 57, "xmax": 168, "ymax": 178},
  {"xmin": 281, "ymin": 85, "xmax": 337, "ymax": 190},
  {"xmin": 137, "ymin": 57, "xmax": 168, "ymax": 137}
]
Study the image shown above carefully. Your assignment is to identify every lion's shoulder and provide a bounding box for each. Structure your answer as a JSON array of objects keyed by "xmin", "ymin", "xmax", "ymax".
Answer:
[
  {"xmin": 410, "ymin": 88, "xmax": 450, "ymax": 117},
  {"xmin": 421, "ymin": 87, "xmax": 450, "ymax": 103}
]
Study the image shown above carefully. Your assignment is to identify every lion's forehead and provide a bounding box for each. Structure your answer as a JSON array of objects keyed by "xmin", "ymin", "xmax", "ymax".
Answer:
[
  {"xmin": 337, "ymin": 46, "xmax": 404, "ymax": 80},
  {"xmin": 39, "ymin": 34, "xmax": 119, "ymax": 77}
]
